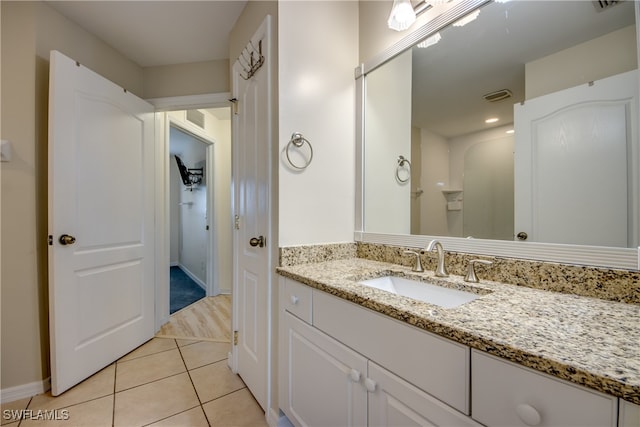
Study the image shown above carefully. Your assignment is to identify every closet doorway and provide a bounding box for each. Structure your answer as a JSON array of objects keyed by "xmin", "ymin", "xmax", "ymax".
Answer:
[{"xmin": 167, "ymin": 108, "xmax": 232, "ymax": 315}]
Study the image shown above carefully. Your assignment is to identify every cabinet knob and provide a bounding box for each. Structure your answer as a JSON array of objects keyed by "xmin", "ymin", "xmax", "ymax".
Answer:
[
  {"xmin": 516, "ymin": 403, "xmax": 541, "ymax": 426},
  {"xmin": 349, "ymin": 369, "xmax": 361, "ymax": 383},
  {"xmin": 364, "ymin": 378, "xmax": 376, "ymax": 392},
  {"xmin": 290, "ymin": 295, "xmax": 299, "ymax": 305}
]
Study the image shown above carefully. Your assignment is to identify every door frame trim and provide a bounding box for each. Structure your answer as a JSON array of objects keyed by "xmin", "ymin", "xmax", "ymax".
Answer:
[{"xmin": 150, "ymin": 93, "xmax": 230, "ymax": 330}]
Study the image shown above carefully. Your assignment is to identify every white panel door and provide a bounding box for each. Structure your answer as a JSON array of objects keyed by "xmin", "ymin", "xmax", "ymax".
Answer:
[
  {"xmin": 232, "ymin": 17, "xmax": 271, "ymax": 411},
  {"xmin": 282, "ymin": 313, "xmax": 368, "ymax": 427},
  {"xmin": 48, "ymin": 50, "xmax": 155, "ymax": 395},
  {"xmin": 514, "ymin": 70, "xmax": 638, "ymax": 247},
  {"xmin": 368, "ymin": 362, "xmax": 480, "ymax": 427}
]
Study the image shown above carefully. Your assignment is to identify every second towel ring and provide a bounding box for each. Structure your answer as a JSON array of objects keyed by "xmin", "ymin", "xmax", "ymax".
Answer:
[
  {"xmin": 286, "ymin": 132, "xmax": 313, "ymax": 170},
  {"xmin": 396, "ymin": 155, "xmax": 411, "ymax": 183}
]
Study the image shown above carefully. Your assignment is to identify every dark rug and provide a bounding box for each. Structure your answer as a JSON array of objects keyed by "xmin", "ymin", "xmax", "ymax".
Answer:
[{"xmin": 170, "ymin": 266, "xmax": 206, "ymax": 314}]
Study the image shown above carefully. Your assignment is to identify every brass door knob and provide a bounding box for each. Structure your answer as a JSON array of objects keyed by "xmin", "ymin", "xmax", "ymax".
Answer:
[
  {"xmin": 249, "ymin": 236, "xmax": 265, "ymax": 248},
  {"xmin": 59, "ymin": 234, "xmax": 76, "ymax": 245}
]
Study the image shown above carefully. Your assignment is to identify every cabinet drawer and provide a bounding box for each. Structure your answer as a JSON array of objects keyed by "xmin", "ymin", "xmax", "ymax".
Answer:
[
  {"xmin": 471, "ymin": 350, "xmax": 617, "ymax": 427},
  {"xmin": 313, "ymin": 290, "xmax": 470, "ymax": 414},
  {"xmin": 281, "ymin": 278, "xmax": 313, "ymax": 324}
]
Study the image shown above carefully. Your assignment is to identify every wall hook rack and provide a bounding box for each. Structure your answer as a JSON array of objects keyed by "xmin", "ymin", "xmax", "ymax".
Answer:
[{"xmin": 174, "ymin": 155, "xmax": 203, "ymax": 191}]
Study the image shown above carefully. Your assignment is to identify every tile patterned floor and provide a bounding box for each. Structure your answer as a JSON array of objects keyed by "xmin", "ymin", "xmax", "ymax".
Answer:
[{"xmin": 1, "ymin": 338, "xmax": 267, "ymax": 427}]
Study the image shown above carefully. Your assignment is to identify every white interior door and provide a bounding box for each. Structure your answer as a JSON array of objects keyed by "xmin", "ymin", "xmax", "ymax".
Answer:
[
  {"xmin": 48, "ymin": 50, "xmax": 155, "ymax": 395},
  {"xmin": 514, "ymin": 69, "xmax": 638, "ymax": 247},
  {"xmin": 232, "ymin": 17, "xmax": 272, "ymax": 411}
]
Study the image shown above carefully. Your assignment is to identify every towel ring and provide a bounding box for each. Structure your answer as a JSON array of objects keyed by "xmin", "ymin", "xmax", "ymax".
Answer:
[
  {"xmin": 286, "ymin": 132, "xmax": 313, "ymax": 170},
  {"xmin": 396, "ymin": 155, "xmax": 411, "ymax": 183}
]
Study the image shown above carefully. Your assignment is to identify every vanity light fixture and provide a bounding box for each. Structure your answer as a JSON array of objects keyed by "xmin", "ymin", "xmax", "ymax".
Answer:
[
  {"xmin": 453, "ymin": 9, "xmax": 480, "ymax": 27},
  {"xmin": 388, "ymin": 0, "xmax": 417, "ymax": 31},
  {"xmin": 485, "ymin": 117, "xmax": 499, "ymax": 124},
  {"xmin": 417, "ymin": 32, "xmax": 442, "ymax": 48}
]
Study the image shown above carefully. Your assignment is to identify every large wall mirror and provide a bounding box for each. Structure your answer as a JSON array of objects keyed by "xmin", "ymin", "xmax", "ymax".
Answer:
[{"xmin": 356, "ymin": 0, "xmax": 640, "ymax": 269}]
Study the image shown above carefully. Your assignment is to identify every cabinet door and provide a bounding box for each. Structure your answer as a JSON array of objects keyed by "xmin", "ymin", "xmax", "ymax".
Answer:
[
  {"xmin": 281, "ymin": 312, "xmax": 368, "ymax": 427},
  {"xmin": 368, "ymin": 362, "xmax": 481, "ymax": 427}
]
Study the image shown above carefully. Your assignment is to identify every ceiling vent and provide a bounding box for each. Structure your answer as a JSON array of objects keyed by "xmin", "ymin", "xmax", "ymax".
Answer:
[
  {"xmin": 186, "ymin": 109, "xmax": 205, "ymax": 129},
  {"xmin": 593, "ymin": 0, "xmax": 620, "ymax": 11},
  {"xmin": 483, "ymin": 89, "xmax": 513, "ymax": 103}
]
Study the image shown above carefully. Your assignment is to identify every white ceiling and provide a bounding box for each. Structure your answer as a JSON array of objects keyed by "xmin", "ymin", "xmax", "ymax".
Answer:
[{"xmin": 46, "ymin": 1, "xmax": 248, "ymax": 67}]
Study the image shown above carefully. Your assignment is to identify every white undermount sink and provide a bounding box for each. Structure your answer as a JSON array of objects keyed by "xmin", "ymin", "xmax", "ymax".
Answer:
[{"xmin": 359, "ymin": 275, "xmax": 480, "ymax": 308}]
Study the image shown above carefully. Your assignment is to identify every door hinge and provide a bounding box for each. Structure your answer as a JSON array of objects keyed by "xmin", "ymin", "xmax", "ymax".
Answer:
[
  {"xmin": 233, "ymin": 330, "xmax": 239, "ymax": 346},
  {"xmin": 48, "ymin": 235, "xmax": 53, "ymax": 246},
  {"xmin": 234, "ymin": 215, "xmax": 240, "ymax": 230},
  {"xmin": 229, "ymin": 98, "xmax": 239, "ymax": 115}
]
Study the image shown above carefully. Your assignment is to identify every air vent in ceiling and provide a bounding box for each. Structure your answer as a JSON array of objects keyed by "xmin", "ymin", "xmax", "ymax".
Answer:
[
  {"xmin": 186, "ymin": 109, "xmax": 205, "ymax": 129},
  {"xmin": 483, "ymin": 89, "xmax": 513, "ymax": 103},
  {"xmin": 593, "ymin": 0, "xmax": 620, "ymax": 11}
]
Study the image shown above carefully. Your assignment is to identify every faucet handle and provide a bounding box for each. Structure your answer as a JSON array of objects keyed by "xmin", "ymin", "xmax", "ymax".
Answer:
[
  {"xmin": 465, "ymin": 259, "xmax": 493, "ymax": 283},
  {"xmin": 403, "ymin": 250, "xmax": 424, "ymax": 272}
]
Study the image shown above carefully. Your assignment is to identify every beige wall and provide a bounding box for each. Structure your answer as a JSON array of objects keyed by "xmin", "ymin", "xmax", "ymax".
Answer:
[
  {"xmin": 0, "ymin": 0, "xmax": 232, "ymax": 393},
  {"xmin": 144, "ymin": 60, "xmax": 230, "ymax": 99},
  {"xmin": 526, "ymin": 25, "xmax": 637, "ymax": 99}
]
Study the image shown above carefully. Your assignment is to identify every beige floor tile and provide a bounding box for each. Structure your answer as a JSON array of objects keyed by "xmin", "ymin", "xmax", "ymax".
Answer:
[
  {"xmin": 21, "ymin": 395, "xmax": 113, "ymax": 427},
  {"xmin": 119, "ymin": 337, "xmax": 177, "ymax": 362},
  {"xmin": 181, "ymin": 341, "xmax": 230, "ymax": 370},
  {"xmin": 202, "ymin": 388, "xmax": 267, "ymax": 427},
  {"xmin": 190, "ymin": 360, "xmax": 245, "ymax": 404},
  {"xmin": 28, "ymin": 364, "xmax": 115, "ymax": 412},
  {"xmin": 116, "ymin": 348, "xmax": 185, "ymax": 392},
  {"xmin": 147, "ymin": 407, "xmax": 209, "ymax": 427},
  {"xmin": 1, "ymin": 397, "xmax": 31, "ymax": 425},
  {"xmin": 114, "ymin": 373, "xmax": 199, "ymax": 427}
]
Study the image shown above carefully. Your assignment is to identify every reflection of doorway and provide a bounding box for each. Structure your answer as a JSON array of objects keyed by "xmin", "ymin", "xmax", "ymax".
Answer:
[{"xmin": 169, "ymin": 125, "xmax": 210, "ymax": 313}]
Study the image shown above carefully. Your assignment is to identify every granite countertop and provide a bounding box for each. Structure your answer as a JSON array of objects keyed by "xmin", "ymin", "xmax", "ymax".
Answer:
[{"xmin": 276, "ymin": 258, "xmax": 640, "ymax": 405}]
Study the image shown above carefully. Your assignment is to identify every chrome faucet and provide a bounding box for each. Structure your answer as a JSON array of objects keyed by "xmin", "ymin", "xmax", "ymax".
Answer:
[
  {"xmin": 425, "ymin": 240, "xmax": 448, "ymax": 277},
  {"xmin": 403, "ymin": 250, "xmax": 424, "ymax": 272},
  {"xmin": 465, "ymin": 259, "xmax": 493, "ymax": 283}
]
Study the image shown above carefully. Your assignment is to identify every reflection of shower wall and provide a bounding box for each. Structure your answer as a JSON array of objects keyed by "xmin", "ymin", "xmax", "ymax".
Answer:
[
  {"xmin": 449, "ymin": 125, "xmax": 514, "ymax": 240},
  {"xmin": 419, "ymin": 129, "xmax": 449, "ymax": 236},
  {"xmin": 417, "ymin": 125, "xmax": 514, "ymax": 239},
  {"xmin": 410, "ymin": 126, "xmax": 422, "ymax": 234}
]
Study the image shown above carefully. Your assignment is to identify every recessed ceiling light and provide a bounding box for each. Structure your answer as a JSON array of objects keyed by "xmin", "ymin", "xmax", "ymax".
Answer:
[{"xmin": 485, "ymin": 117, "xmax": 499, "ymax": 124}]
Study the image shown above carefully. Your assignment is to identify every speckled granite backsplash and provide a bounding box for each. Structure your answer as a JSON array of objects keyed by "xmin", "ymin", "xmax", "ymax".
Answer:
[{"xmin": 279, "ymin": 242, "xmax": 640, "ymax": 304}]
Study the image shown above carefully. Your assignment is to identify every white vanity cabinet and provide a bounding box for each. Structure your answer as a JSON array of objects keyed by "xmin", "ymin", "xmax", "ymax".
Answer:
[
  {"xmin": 279, "ymin": 277, "xmax": 629, "ymax": 427},
  {"xmin": 279, "ymin": 277, "xmax": 477, "ymax": 427},
  {"xmin": 472, "ymin": 350, "xmax": 618, "ymax": 427}
]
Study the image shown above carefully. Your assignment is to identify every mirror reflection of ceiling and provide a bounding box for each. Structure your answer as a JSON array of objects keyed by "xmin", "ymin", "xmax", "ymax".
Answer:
[{"xmin": 412, "ymin": 0, "xmax": 635, "ymax": 138}]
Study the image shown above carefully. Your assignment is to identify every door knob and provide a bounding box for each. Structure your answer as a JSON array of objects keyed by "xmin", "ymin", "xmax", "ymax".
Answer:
[
  {"xmin": 59, "ymin": 234, "xmax": 76, "ymax": 245},
  {"xmin": 249, "ymin": 235, "xmax": 265, "ymax": 248},
  {"xmin": 516, "ymin": 231, "xmax": 528, "ymax": 241}
]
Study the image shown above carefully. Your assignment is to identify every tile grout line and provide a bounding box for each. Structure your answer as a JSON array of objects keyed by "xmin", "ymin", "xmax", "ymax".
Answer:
[
  {"xmin": 176, "ymin": 339, "xmax": 212, "ymax": 427},
  {"xmin": 112, "ymin": 362, "xmax": 117, "ymax": 427}
]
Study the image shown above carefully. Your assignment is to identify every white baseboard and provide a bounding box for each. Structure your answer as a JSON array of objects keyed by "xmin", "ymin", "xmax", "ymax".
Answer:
[
  {"xmin": 1, "ymin": 377, "xmax": 50, "ymax": 403},
  {"xmin": 269, "ymin": 408, "xmax": 289, "ymax": 427},
  {"xmin": 177, "ymin": 264, "xmax": 206, "ymax": 291},
  {"xmin": 170, "ymin": 261, "xmax": 179, "ymax": 267}
]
